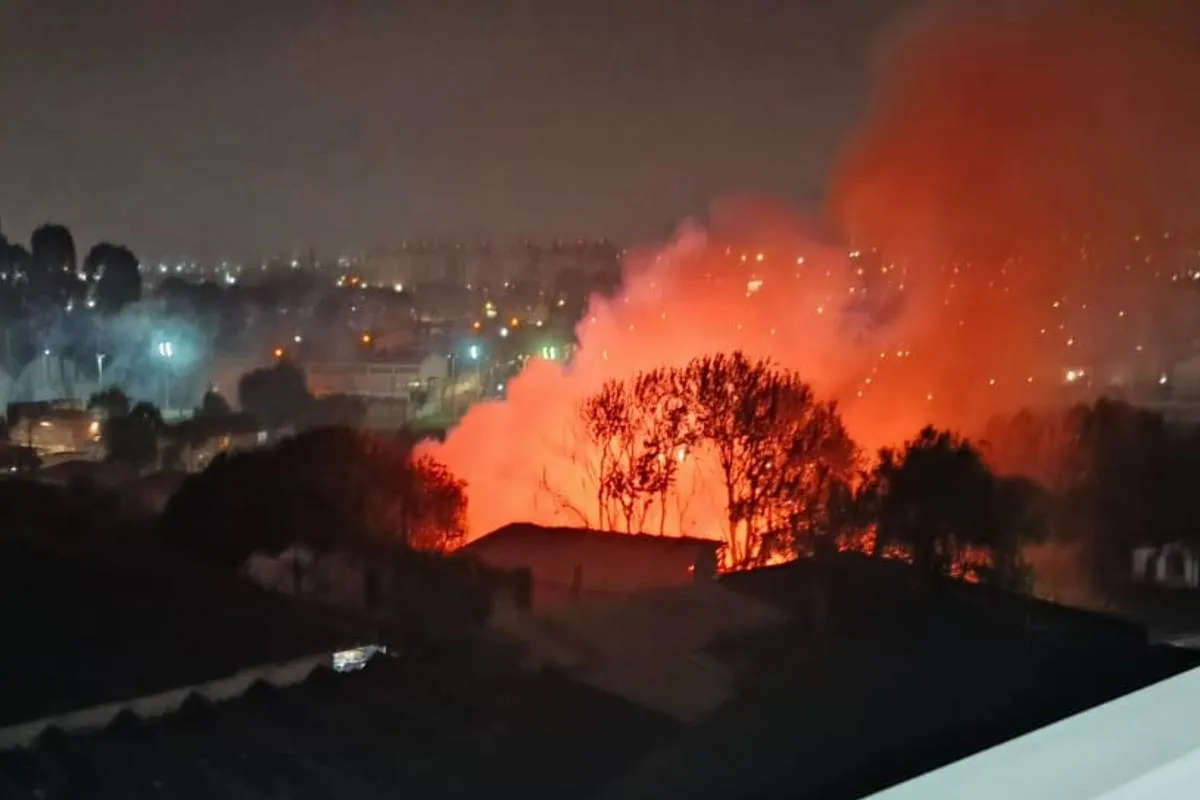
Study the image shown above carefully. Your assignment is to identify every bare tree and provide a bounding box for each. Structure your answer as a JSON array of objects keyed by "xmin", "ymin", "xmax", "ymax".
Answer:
[
  {"xmin": 577, "ymin": 369, "xmax": 701, "ymax": 534},
  {"xmin": 684, "ymin": 352, "xmax": 856, "ymax": 569},
  {"xmin": 536, "ymin": 466, "xmax": 595, "ymax": 528},
  {"xmin": 570, "ymin": 352, "xmax": 857, "ymax": 564},
  {"xmin": 579, "ymin": 378, "xmax": 636, "ymax": 531},
  {"xmin": 534, "ymin": 423, "xmax": 601, "ymax": 528},
  {"xmin": 634, "ymin": 367, "xmax": 700, "ymax": 535}
]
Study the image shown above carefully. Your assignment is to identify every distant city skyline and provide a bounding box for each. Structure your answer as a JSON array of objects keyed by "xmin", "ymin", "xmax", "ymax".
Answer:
[{"xmin": 0, "ymin": 0, "xmax": 914, "ymax": 261}]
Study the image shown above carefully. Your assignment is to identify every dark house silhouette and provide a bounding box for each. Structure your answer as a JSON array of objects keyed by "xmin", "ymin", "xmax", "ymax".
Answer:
[{"xmin": 465, "ymin": 523, "xmax": 722, "ymax": 610}]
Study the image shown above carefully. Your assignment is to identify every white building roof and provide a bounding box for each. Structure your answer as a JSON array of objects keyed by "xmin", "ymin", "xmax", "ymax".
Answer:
[{"xmin": 867, "ymin": 665, "xmax": 1200, "ymax": 800}]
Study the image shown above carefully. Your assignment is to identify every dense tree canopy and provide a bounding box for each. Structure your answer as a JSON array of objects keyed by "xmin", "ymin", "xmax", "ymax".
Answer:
[
  {"xmin": 104, "ymin": 401, "xmax": 164, "ymax": 470},
  {"xmin": 237, "ymin": 361, "xmax": 311, "ymax": 428},
  {"xmin": 870, "ymin": 426, "xmax": 1047, "ymax": 586},
  {"xmin": 573, "ymin": 352, "xmax": 858, "ymax": 569},
  {"xmin": 983, "ymin": 398, "xmax": 1200, "ymax": 596},
  {"xmin": 570, "ymin": 352, "xmax": 1067, "ymax": 584},
  {"xmin": 29, "ymin": 223, "xmax": 79, "ymax": 310},
  {"xmin": 196, "ymin": 387, "xmax": 233, "ymax": 419},
  {"xmin": 0, "ymin": 224, "xmax": 141, "ymax": 375},
  {"xmin": 161, "ymin": 427, "xmax": 468, "ymax": 567},
  {"xmin": 83, "ymin": 242, "xmax": 142, "ymax": 313},
  {"xmin": 87, "ymin": 386, "xmax": 132, "ymax": 419}
]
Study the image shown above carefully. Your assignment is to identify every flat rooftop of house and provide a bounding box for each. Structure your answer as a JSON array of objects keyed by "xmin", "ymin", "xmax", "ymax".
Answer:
[
  {"xmin": 469, "ymin": 523, "xmax": 723, "ymax": 552},
  {"xmin": 0, "ymin": 538, "xmax": 371, "ymax": 728}
]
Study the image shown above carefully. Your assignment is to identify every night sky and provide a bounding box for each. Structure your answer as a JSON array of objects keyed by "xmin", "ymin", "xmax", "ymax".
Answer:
[{"xmin": 0, "ymin": 0, "xmax": 915, "ymax": 261}]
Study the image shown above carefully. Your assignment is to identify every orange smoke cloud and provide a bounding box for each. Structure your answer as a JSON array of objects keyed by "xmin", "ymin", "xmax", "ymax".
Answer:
[
  {"xmin": 425, "ymin": 199, "xmax": 954, "ymax": 539},
  {"xmin": 424, "ymin": 1, "xmax": 1200, "ymax": 540},
  {"xmin": 830, "ymin": 0, "xmax": 1200, "ymax": 390}
]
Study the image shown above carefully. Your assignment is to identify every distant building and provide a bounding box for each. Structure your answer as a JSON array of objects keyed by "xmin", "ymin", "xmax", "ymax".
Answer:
[
  {"xmin": 359, "ymin": 240, "xmax": 620, "ymax": 291},
  {"xmin": 304, "ymin": 354, "xmax": 449, "ymax": 401},
  {"xmin": 302, "ymin": 354, "xmax": 454, "ymax": 427},
  {"xmin": 1132, "ymin": 542, "xmax": 1200, "ymax": 589},
  {"xmin": 464, "ymin": 524, "xmax": 722, "ymax": 610},
  {"xmin": 7, "ymin": 403, "xmax": 101, "ymax": 457}
]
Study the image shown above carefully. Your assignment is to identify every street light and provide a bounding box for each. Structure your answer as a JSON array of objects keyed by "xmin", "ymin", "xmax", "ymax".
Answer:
[
  {"xmin": 155, "ymin": 341, "xmax": 174, "ymax": 412},
  {"xmin": 463, "ymin": 343, "xmax": 484, "ymax": 401},
  {"xmin": 96, "ymin": 353, "xmax": 107, "ymax": 388}
]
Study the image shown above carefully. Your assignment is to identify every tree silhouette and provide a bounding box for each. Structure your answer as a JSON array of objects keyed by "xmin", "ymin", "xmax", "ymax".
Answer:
[
  {"xmin": 569, "ymin": 352, "xmax": 858, "ymax": 564},
  {"xmin": 579, "ymin": 377, "xmax": 651, "ymax": 533},
  {"xmin": 987, "ymin": 475, "xmax": 1051, "ymax": 589},
  {"xmin": 195, "ymin": 387, "xmax": 232, "ymax": 419},
  {"xmin": 976, "ymin": 399, "xmax": 1200, "ymax": 597},
  {"xmin": 685, "ymin": 352, "xmax": 856, "ymax": 568},
  {"xmin": 1058, "ymin": 399, "xmax": 1176, "ymax": 593},
  {"xmin": 406, "ymin": 455, "xmax": 469, "ymax": 552},
  {"xmin": 83, "ymin": 243, "xmax": 142, "ymax": 313},
  {"xmin": 874, "ymin": 427, "xmax": 988, "ymax": 573},
  {"xmin": 87, "ymin": 386, "xmax": 132, "ymax": 418},
  {"xmin": 104, "ymin": 401, "xmax": 163, "ymax": 470},
  {"xmin": 237, "ymin": 362, "xmax": 311, "ymax": 428},
  {"xmin": 29, "ymin": 223, "xmax": 82, "ymax": 310},
  {"xmin": 873, "ymin": 425, "xmax": 1047, "ymax": 582},
  {"xmin": 161, "ymin": 427, "xmax": 468, "ymax": 566}
]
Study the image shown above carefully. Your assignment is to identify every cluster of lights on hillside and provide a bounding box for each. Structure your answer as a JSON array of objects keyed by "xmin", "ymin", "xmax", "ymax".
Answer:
[
  {"xmin": 719, "ymin": 236, "xmax": 1196, "ymax": 406},
  {"xmin": 419, "ymin": 214, "xmax": 1200, "ymax": 539}
]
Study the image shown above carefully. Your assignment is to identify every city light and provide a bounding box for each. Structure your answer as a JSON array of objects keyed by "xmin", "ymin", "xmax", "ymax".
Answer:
[
  {"xmin": 468, "ymin": 344, "xmax": 480, "ymax": 360},
  {"xmin": 499, "ymin": 327, "xmax": 509, "ymax": 338},
  {"xmin": 273, "ymin": 347, "xmax": 285, "ymax": 359},
  {"xmin": 156, "ymin": 341, "xmax": 174, "ymax": 359}
]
